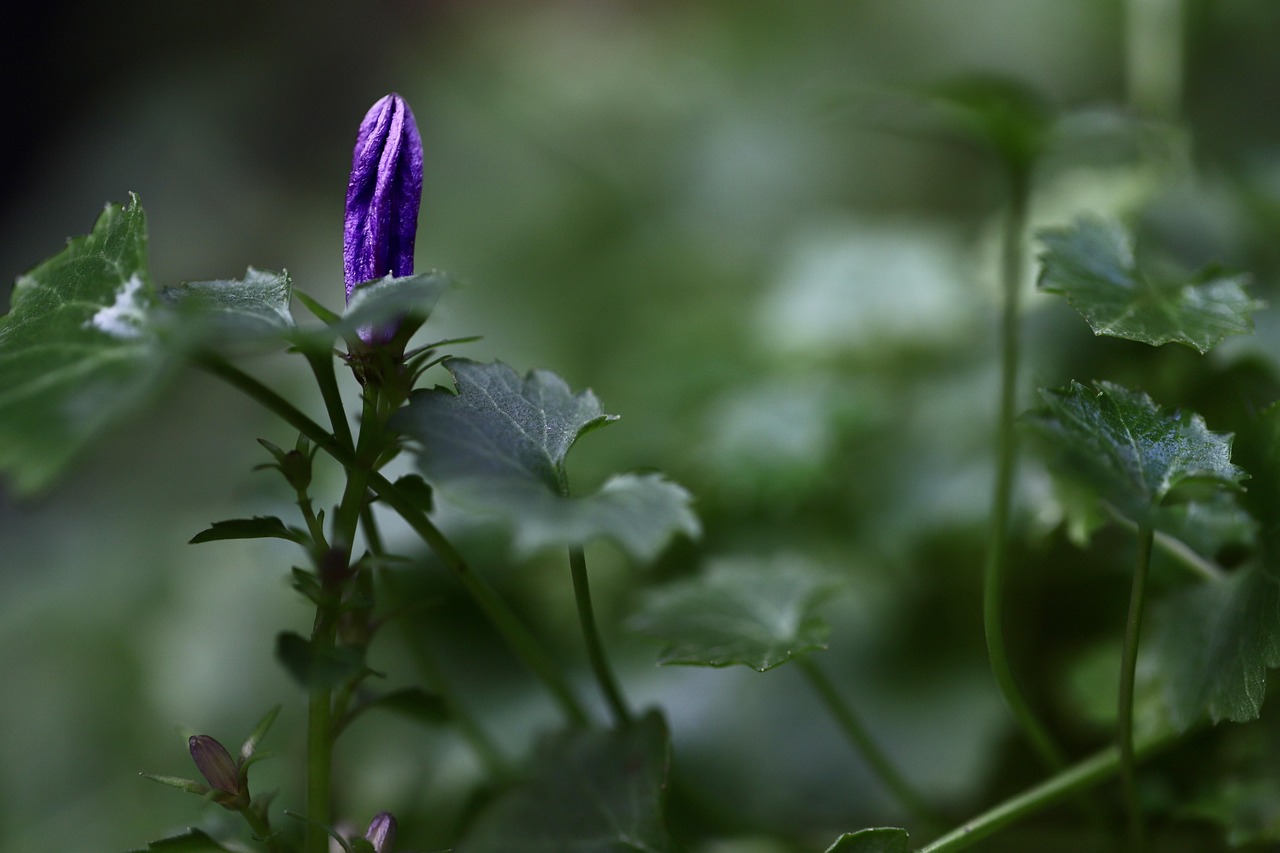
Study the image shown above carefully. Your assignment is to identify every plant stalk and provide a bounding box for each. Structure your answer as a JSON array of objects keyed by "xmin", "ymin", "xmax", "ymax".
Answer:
[
  {"xmin": 917, "ymin": 730, "xmax": 1178, "ymax": 853},
  {"xmin": 1119, "ymin": 524, "xmax": 1155, "ymax": 848},
  {"xmin": 569, "ymin": 546, "xmax": 631, "ymax": 727},
  {"xmin": 304, "ymin": 603, "xmax": 338, "ymax": 853},
  {"xmin": 200, "ymin": 355, "xmax": 589, "ymax": 727},
  {"xmin": 983, "ymin": 168, "xmax": 1068, "ymax": 771},
  {"xmin": 797, "ymin": 656, "xmax": 939, "ymax": 829}
]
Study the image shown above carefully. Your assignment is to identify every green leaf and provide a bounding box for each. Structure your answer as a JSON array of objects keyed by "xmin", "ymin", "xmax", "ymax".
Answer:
[
  {"xmin": 275, "ymin": 631, "xmax": 366, "ymax": 689},
  {"xmin": 338, "ymin": 687, "xmax": 450, "ymax": 736},
  {"xmin": 189, "ymin": 516, "xmax": 308, "ymax": 545},
  {"xmin": 128, "ymin": 828, "xmax": 235, "ymax": 852},
  {"xmin": 1181, "ymin": 776, "xmax": 1280, "ymax": 846},
  {"xmin": 922, "ymin": 75, "xmax": 1051, "ymax": 172},
  {"xmin": 160, "ymin": 267, "xmax": 294, "ymax": 345},
  {"xmin": 1037, "ymin": 217, "xmax": 1260, "ymax": 353},
  {"xmin": 0, "ymin": 195, "xmax": 175, "ymax": 494},
  {"xmin": 392, "ymin": 359, "xmax": 699, "ymax": 561},
  {"xmin": 138, "ymin": 773, "xmax": 210, "ymax": 797},
  {"xmin": 458, "ymin": 711, "xmax": 673, "ymax": 853},
  {"xmin": 238, "ymin": 704, "xmax": 281, "ymax": 763},
  {"xmin": 390, "ymin": 473, "xmax": 433, "ymax": 513},
  {"xmin": 824, "ymin": 827, "xmax": 911, "ymax": 853},
  {"xmin": 1146, "ymin": 558, "xmax": 1280, "ymax": 731},
  {"xmin": 1024, "ymin": 381, "xmax": 1246, "ymax": 530},
  {"xmin": 629, "ymin": 556, "xmax": 836, "ymax": 671}
]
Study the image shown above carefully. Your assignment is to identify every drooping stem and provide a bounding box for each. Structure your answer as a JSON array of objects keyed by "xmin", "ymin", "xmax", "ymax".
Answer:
[
  {"xmin": 917, "ymin": 729, "xmax": 1178, "ymax": 853},
  {"xmin": 797, "ymin": 656, "xmax": 940, "ymax": 829},
  {"xmin": 199, "ymin": 356, "xmax": 589, "ymax": 727},
  {"xmin": 1119, "ymin": 524, "xmax": 1155, "ymax": 848},
  {"xmin": 569, "ymin": 546, "xmax": 631, "ymax": 727},
  {"xmin": 983, "ymin": 168, "xmax": 1068, "ymax": 771}
]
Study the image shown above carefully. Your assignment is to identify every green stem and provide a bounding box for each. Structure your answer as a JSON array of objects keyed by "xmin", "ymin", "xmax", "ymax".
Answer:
[
  {"xmin": 239, "ymin": 804, "xmax": 284, "ymax": 853},
  {"xmin": 797, "ymin": 657, "xmax": 940, "ymax": 829},
  {"xmin": 199, "ymin": 356, "xmax": 589, "ymax": 727},
  {"xmin": 569, "ymin": 546, "xmax": 631, "ymax": 727},
  {"xmin": 983, "ymin": 168, "xmax": 1068, "ymax": 772},
  {"xmin": 304, "ymin": 603, "xmax": 339, "ymax": 853},
  {"xmin": 304, "ymin": 350, "xmax": 355, "ymax": 454},
  {"xmin": 917, "ymin": 730, "xmax": 1178, "ymax": 853},
  {"xmin": 1119, "ymin": 525, "xmax": 1155, "ymax": 848},
  {"xmin": 1126, "ymin": 0, "xmax": 1184, "ymax": 120}
]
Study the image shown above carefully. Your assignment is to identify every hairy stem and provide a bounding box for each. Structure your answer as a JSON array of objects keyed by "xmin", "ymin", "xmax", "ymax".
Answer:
[
  {"xmin": 200, "ymin": 356, "xmax": 589, "ymax": 727},
  {"xmin": 1119, "ymin": 525, "xmax": 1155, "ymax": 848},
  {"xmin": 569, "ymin": 546, "xmax": 631, "ymax": 727},
  {"xmin": 982, "ymin": 168, "xmax": 1068, "ymax": 772},
  {"xmin": 797, "ymin": 657, "xmax": 940, "ymax": 829}
]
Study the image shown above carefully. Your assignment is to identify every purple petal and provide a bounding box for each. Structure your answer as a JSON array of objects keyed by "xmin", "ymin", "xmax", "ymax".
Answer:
[
  {"xmin": 343, "ymin": 93, "xmax": 424, "ymax": 345},
  {"xmin": 188, "ymin": 735, "xmax": 240, "ymax": 795},
  {"xmin": 365, "ymin": 811, "xmax": 397, "ymax": 852}
]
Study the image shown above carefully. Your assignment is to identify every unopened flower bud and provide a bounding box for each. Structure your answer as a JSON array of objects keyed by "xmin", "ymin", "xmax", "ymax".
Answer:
[
  {"xmin": 344, "ymin": 93, "xmax": 423, "ymax": 346},
  {"xmin": 189, "ymin": 734, "xmax": 248, "ymax": 809},
  {"xmin": 365, "ymin": 811, "xmax": 397, "ymax": 852}
]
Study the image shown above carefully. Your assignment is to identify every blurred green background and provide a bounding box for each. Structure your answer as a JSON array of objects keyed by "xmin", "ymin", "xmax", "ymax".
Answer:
[{"xmin": 6, "ymin": 1, "xmax": 1280, "ymax": 850}]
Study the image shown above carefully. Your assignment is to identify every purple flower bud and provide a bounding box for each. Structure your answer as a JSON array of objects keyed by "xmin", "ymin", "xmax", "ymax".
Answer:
[
  {"xmin": 344, "ymin": 93, "xmax": 423, "ymax": 345},
  {"xmin": 189, "ymin": 735, "xmax": 247, "ymax": 809},
  {"xmin": 364, "ymin": 811, "xmax": 397, "ymax": 852}
]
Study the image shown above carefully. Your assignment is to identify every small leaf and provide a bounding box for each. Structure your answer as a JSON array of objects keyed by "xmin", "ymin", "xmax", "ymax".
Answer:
[
  {"xmin": 239, "ymin": 704, "xmax": 282, "ymax": 763},
  {"xmin": 629, "ymin": 556, "xmax": 836, "ymax": 671},
  {"xmin": 1037, "ymin": 217, "xmax": 1261, "ymax": 353},
  {"xmin": 0, "ymin": 195, "xmax": 176, "ymax": 494},
  {"xmin": 825, "ymin": 827, "xmax": 911, "ymax": 853},
  {"xmin": 458, "ymin": 711, "xmax": 673, "ymax": 853},
  {"xmin": 189, "ymin": 517, "xmax": 308, "ymax": 545},
  {"xmin": 275, "ymin": 631, "xmax": 366, "ymax": 689},
  {"xmin": 392, "ymin": 359, "xmax": 699, "ymax": 561},
  {"xmin": 138, "ymin": 773, "xmax": 210, "ymax": 796},
  {"xmin": 339, "ymin": 687, "xmax": 450, "ymax": 735},
  {"xmin": 160, "ymin": 267, "xmax": 293, "ymax": 345},
  {"xmin": 391, "ymin": 473, "xmax": 433, "ymax": 513},
  {"xmin": 128, "ymin": 828, "xmax": 235, "ymax": 852},
  {"xmin": 1024, "ymin": 381, "xmax": 1247, "ymax": 530}
]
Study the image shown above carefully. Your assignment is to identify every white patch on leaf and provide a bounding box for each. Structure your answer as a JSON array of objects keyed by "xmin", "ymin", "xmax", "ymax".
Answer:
[{"xmin": 86, "ymin": 274, "xmax": 148, "ymax": 338}]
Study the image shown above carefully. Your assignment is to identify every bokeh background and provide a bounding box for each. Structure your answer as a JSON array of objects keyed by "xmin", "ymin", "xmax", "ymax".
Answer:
[{"xmin": 5, "ymin": 1, "xmax": 1280, "ymax": 850}]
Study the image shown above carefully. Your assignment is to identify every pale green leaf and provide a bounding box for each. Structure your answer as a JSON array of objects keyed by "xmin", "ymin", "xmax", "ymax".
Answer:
[
  {"xmin": 1038, "ymin": 217, "xmax": 1260, "ymax": 352},
  {"xmin": 458, "ymin": 711, "xmax": 673, "ymax": 853},
  {"xmin": 824, "ymin": 827, "xmax": 910, "ymax": 853},
  {"xmin": 629, "ymin": 556, "xmax": 835, "ymax": 671},
  {"xmin": 392, "ymin": 359, "xmax": 699, "ymax": 561}
]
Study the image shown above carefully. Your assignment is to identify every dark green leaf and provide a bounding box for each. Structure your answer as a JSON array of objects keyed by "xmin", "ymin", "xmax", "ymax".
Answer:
[
  {"xmin": 275, "ymin": 631, "xmax": 366, "ymax": 690},
  {"xmin": 391, "ymin": 473, "xmax": 433, "ymax": 513},
  {"xmin": 825, "ymin": 827, "xmax": 911, "ymax": 853},
  {"xmin": 1181, "ymin": 777, "xmax": 1280, "ymax": 846},
  {"xmin": 341, "ymin": 687, "xmax": 450, "ymax": 735},
  {"xmin": 160, "ymin": 267, "xmax": 293, "ymax": 345},
  {"xmin": 189, "ymin": 517, "xmax": 307, "ymax": 545},
  {"xmin": 1024, "ymin": 381, "xmax": 1246, "ymax": 529},
  {"xmin": 1038, "ymin": 217, "xmax": 1260, "ymax": 353},
  {"xmin": 459, "ymin": 711, "xmax": 673, "ymax": 853},
  {"xmin": 922, "ymin": 75, "xmax": 1050, "ymax": 172},
  {"xmin": 629, "ymin": 556, "xmax": 836, "ymax": 671},
  {"xmin": 1146, "ymin": 559, "xmax": 1280, "ymax": 731},
  {"xmin": 0, "ymin": 195, "xmax": 175, "ymax": 494},
  {"xmin": 128, "ymin": 828, "xmax": 235, "ymax": 852},
  {"xmin": 392, "ymin": 359, "xmax": 699, "ymax": 561}
]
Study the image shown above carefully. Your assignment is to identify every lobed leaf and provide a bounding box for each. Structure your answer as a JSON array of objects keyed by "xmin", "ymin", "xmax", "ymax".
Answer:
[
  {"xmin": 160, "ymin": 267, "xmax": 294, "ymax": 346},
  {"xmin": 1146, "ymin": 559, "xmax": 1280, "ymax": 731},
  {"xmin": 1038, "ymin": 217, "xmax": 1260, "ymax": 353},
  {"xmin": 0, "ymin": 195, "xmax": 175, "ymax": 494},
  {"xmin": 392, "ymin": 359, "xmax": 699, "ymax": 561},
  {"xmin": 1024, "ymin": 380, "xmax": 1246, "ymax": 530},
  {"xmin": 458, "ymin": 711, "xmax": 673, "ymax": 853},
  {"xmin": 629, "ymin": 556, "xmax": 836, "ymax": 671}
]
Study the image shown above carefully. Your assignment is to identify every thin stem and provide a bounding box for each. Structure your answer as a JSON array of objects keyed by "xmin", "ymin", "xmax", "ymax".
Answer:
[
  {"xmin": 1126, "ymin": 0, "xmax": 1184, "ymax": 120},
  {"xmin": 240, "ymin": 805, "xmax": 284, "ymax": 853},
  {"xmin": 569, "ymin": 546, "xmax": 631, "ymax": 727},
  {"xmin": 1106, "ymin": 503, "xmax": 1224, "ymax": 582},
  {"xmin": 1119, "ymin": 525, "xmax": 1155, "ymax": 848},
  {"xmin": 917, "ymin": 730, "xmax": 1178, "ymax": 853},
  {"xmin": 797, "ymin": 657, "xmax": 940, "ymax": 829},
  {"xmin": 983, "ymin": 169, "xmax": 1068, "ymax": 772},
  {"xmin": 199, "ymin": 356, "xmax": 589, "ymax": 727},
  {"xmin": 304, "ymin": 603, "xmax": 338, "ymax": 853},
  {"xmin": 376, "ymin": 552, "xmax": 512, "ymax": 780},
  {"xmin": 304, "ymin": 350, "xmax": 355, "ymax": 454}
]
